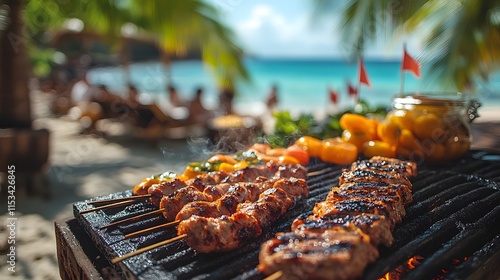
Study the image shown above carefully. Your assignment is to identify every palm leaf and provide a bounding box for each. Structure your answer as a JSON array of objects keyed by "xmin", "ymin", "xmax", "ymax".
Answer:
[
  {"xmin": 313, "ymin": 0, "xmax": 500, "ymax": 91},
  {"xmin": 24, "ymin": 0, "xmax": 248, "ymax": 87},
  {"xmin": 128, "ymin": 0, "xmax": 248, "ymax": 87}
]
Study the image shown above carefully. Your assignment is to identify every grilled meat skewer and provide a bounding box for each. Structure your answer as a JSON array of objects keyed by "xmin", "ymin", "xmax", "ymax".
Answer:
[
  {"xmin": 145, "ymin": 163, "xmax": 306, "ymax": 207},
  {"xmin": 99, "ymin": 163, "xmax": 307, "ymax": 230},
  {"xmin": 177, "ymin": 178, "xmax": 309, "ymax": 253},
  {"xmin": 163, "ymin": 177, "xmax": 307, "ymax": 221},
  {"xmin": 134, "ymin": 151, "xmax": 307, "ymax": 196},
  {"xmin": 124, "ymin": 178, "xmax": 308, "ymax": 239}
]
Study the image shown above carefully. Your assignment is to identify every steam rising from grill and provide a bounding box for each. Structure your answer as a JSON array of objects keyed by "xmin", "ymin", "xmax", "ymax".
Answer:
[{"xmin": 74, "ymin": 151, "xmax": 500, "ymax": 280}]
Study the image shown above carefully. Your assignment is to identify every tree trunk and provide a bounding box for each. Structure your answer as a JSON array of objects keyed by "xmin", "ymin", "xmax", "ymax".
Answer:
[{"xmin": 0, "ymin": 0, "xmax": 32, "ymax": 128}]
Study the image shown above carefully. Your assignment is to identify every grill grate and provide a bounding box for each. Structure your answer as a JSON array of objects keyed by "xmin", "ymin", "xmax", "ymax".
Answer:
[{"xmin": 73, "ymin": 150, "xmax": 500, "ymax": 279}]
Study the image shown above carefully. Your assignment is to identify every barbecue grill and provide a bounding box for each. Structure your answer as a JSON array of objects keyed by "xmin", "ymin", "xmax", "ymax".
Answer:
[{"xmin": 60, "ymin": 150, "xmax": 500, "ymax": 280}]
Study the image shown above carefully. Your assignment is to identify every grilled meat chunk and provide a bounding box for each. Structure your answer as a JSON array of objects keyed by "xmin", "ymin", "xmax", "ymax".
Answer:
[
  {"xmin": 339, "ymin": 168, "xmax": 412, "ymax": 188},
  {"xmin": 313, "ymin": 197, "xmax": 404, "ymax": 228},
  {"xmin": 178, "ymin": 213, "xmax": 262, "ymax": 253},
  {"xmin": 159, "ymin": 183, "xmax": 235, "ymax": 221},
  {"xmin": 175, "ymin": 182, "xmax": 264, "ymax": 221},
  {"xmin": 148, "ymin": 178, "xmax": 188, "ymax": 206},
  {"xmin": 237, "ymin": 188, "xmax": 294, "ymax": 228},
  {"xmin": 275, "ymin": 164, "xmax": 308, "ymax": 180},
  {"xmin": 292, "ymin": 213, "xmax": 394, "ymax": 247},
  {"xmin": 326, "ymin": 186, "xmax": 406, "ymax": 221},
  {"xmin": 258, "ymin": 228, "xmax": 378, "ymax": 280},
  {"xmin": 271, "ymin": 177, "xmax": 309, "ymax": 198},
  {"xmin": 351, "ymin": 156, "xmax": 417, "ymax": 178},
  {"xmin": 338, "ymin": 181, "xmax": 413, "ymax": 205},
  {"xmin": 159, "ymin": 186, "xmax": 210, "ymax": 221}
]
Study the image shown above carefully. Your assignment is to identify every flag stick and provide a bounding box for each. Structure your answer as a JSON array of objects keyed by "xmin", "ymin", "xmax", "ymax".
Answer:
[
  {"xmin": 356, "ymin": 79, "xmax": 361, "ymax": 104},
  {"xmin": 399, "ymin": 69, "xmax": 405, "ymax": 98},
  {"xmin": 399, "ymin": 43, "xmax": 407, "ymax": 97},
  {"xmin": 357, "ymin": 56, "xmax": 362, "ymax": 104}
]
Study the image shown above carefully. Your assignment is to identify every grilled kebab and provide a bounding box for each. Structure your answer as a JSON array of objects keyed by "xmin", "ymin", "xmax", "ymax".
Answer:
[{"xmin": 177, "ymin": 176, "xmax": 309, "ymax": 253}]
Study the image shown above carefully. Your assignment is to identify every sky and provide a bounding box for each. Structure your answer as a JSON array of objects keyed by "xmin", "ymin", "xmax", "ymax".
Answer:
[{"xmin": 209, "ymin": 0, "xmax": 421, "ymax": 59}]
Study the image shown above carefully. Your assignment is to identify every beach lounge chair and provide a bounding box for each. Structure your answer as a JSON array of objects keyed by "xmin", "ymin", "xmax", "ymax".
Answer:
[{"xmin": 123, "ymin": 103, "xmax": 208, "ymax": 140}]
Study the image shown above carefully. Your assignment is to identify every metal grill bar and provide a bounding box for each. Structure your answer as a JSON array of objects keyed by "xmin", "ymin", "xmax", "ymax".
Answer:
[{"xmin": 405, "ymin": 206, "xmax": 500, "ymax": 280}]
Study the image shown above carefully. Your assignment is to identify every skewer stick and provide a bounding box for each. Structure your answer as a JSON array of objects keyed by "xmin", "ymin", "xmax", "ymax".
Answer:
[
  {"xmin": 307, "ymin": 170, "xmax": 328, "ymax": 177},
  {"xmin": 89, "ymin": 194, "xmax": 151, "ymax": 205},
  {"xmin": 100, "ymin": 209, "xmax": 165, "ymax": 230},
  {"xmin": 125, "ymin": 220, "xmax": 180, "ymax": 239},
  {"xmin": 79, "ymin": 200, "xmax": 137, "ymax": 214},
  {"xmin": 112, "ymin": 234, "xmax": 188, "ymax": 263},
  {"xmin": 264, "ymin": 270, "xmax": 283, "ymax": 280}
]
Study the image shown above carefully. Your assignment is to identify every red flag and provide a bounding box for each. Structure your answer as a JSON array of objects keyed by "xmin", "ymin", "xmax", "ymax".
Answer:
[
  {"xmin": 329, "ymin": 88, "xmax": 338, "ymax": 104},
  {"xmin": 358, "ymin": 56, "xmax": 371, "ymax": 87},
  {"xmin": 402, "ymin": 47, "xmax": 421, "ymax": 78},
  {"xmin": 347, "ymin": 82, "xmax": 358, "ymax": 96}
]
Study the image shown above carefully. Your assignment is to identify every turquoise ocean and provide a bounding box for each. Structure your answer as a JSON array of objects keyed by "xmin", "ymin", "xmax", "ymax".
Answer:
[{"xmin": 89, "ymin": 58, "xmax": 500, "ymax": 118}]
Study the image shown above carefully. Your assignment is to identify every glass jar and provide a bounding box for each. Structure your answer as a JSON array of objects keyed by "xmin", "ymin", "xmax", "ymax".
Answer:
[{"xmin": 385, "ymin": 93, "xmax": 480, "ymax": 163}]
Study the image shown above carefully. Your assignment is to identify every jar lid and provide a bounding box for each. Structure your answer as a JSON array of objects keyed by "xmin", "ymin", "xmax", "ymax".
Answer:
[{"xmin": 393, "ymin": 93, "xmax": 468, "ymax": 107}]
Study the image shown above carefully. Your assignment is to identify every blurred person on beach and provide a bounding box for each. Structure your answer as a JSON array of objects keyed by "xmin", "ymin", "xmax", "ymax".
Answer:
[
  {"xmin": 70, "ymin": 72, "xmax": 93, "ymax": 103},
  {"xmin": 68, "ymin": 72, "xmax": 103, "ymax": 134},
  {"xmin": 188, "ymin": 87, "xmax": 211, "ymax": 123},
  {"xmin": 126, "ymin": 84, "xmax": 173, "ymax": 130},
  {"xmin": 126, "ymin": 84, "xmax": 141, "ymax": 109},
  {"xmin": 93, "ymin": 85, "xmax": 128, "ymax": 119},
  {"xmin": 219, "ymin": 86, "xmax": 235, "ymax": 115},
  {"xmin": 48, "ymin": 66, "xmax": 74, "ymax": 115},
  {"xmin": 266, "ymin": 84, "xmax": 279, "ymax": 111},
  {"xmin": 167, "ymin": 84, "xmax": 184, "ymax": 107}
]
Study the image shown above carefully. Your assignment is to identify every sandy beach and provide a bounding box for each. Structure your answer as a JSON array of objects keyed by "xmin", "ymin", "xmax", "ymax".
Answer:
[{"xmin": 1, "ymin": 90, "xmax": 499, "ymax": 280}]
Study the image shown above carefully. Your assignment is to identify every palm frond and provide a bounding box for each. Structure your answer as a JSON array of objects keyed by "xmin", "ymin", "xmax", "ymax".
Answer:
[
  {"xmin": 313, "ymin": 0, "xmax": 500, "ymax": 91},
  {"xmin": 129, "ymin": 0, "xmax": 248, "ymax": 87}
]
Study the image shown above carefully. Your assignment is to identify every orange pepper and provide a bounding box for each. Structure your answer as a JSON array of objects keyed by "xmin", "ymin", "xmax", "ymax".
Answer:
[
  {"xmin": 182, "ymin": 166, "xmax": 202, "ymax": 180},
  {"xmin": 339, "ymin": 113, "xmax": 378, "ymax": 139},
  {"xmin": 285, "ymin": 145, "xmax": 310, "ymax": 165},
  {"xmin": 413, "ymin": 113, "xmax": 444, "ymax": 140},
  {"xmin": 341, "ymin": 130, "xmax": 371, "ymax": 150},
  {"xmin": 294, "ymin": 136, "xmax": 323, "ymax": 158},
  {"xmin": 248, "ymin": 143, "xmax": 271, "ymax": 154},
  {"xmin": 278, "ymin": 155, "xmax": 301, "ymax": 164},
  {"xmin": 233, "ymin": 160, "xmax": 248, "ymax": 170},
  {"xmin": 132, "ymin": 177, "xmax": 161, "ymax": 195},
  {"xmin": 398, "ymin": 129, "xmax": 424, "ymax": 152},
  {"xmin": 362, "ymin": 140, "xmax": 396, "ymax": 158},
  {"xmin": 207, "ymin": 154, "xmax": 238, "ymax": 165},
  {"xmin": 320, "ymin": 139, "xmax": 358, "ymax": 165},
  {"xmin": 388, "ymin": 110, "xmax": 414, "ymax": 131},
  {"xmin": 377, "ymin": 120, "xmax": 400, "ymax": 146},
  {"xmin": 266, "ymin": 147, "xmax": 288, "ymax": 157},
  {"xmin": 218, "ymin": 162, "xmax": 235, "ymax": 172}
]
